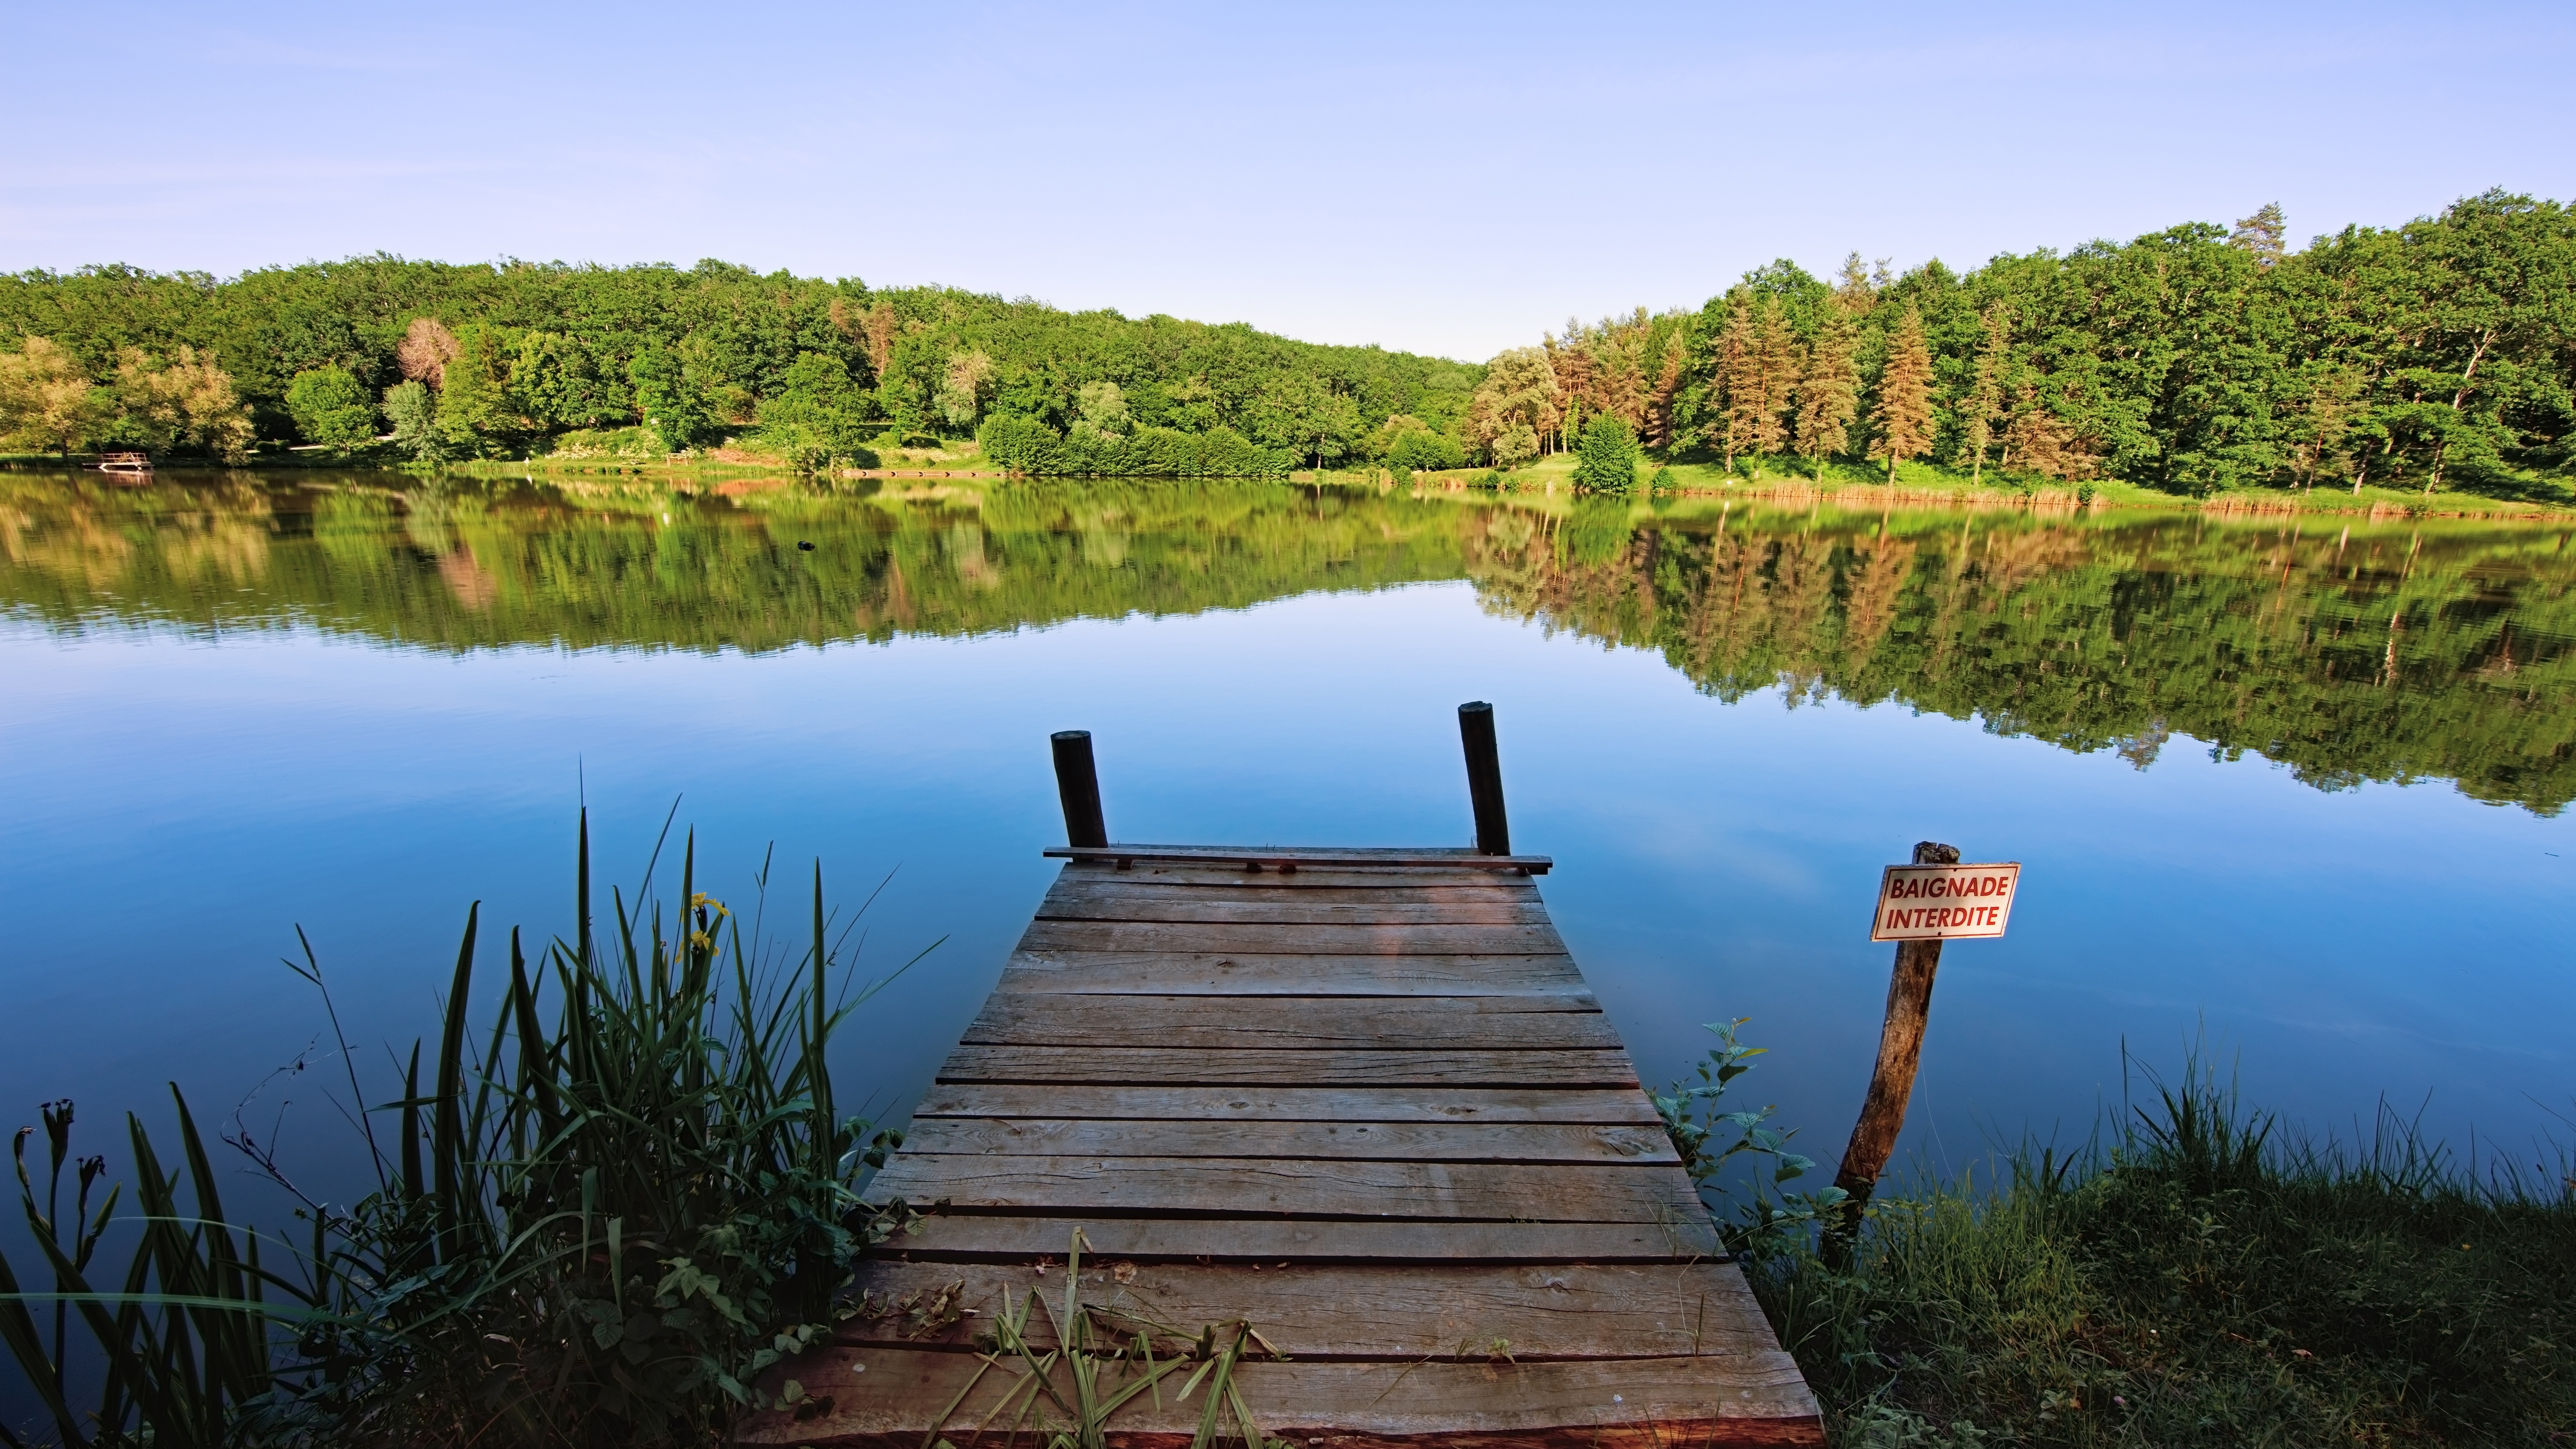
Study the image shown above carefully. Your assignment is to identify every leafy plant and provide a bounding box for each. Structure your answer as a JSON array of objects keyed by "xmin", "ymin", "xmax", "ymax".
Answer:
[{"xmin": 1651, "ymin": 1018, "xmax": 1845, "ymax": 1256}]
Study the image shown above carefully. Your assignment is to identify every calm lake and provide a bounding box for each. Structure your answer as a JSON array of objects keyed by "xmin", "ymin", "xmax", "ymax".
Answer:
[{"xmin": 4, "ymin": 467, "xmax": 2573, "ymax": 1211}]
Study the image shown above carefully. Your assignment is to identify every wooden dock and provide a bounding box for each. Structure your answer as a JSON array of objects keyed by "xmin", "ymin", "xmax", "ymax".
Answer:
[{"xmin": 746, "ymin": 723, "xmax": 1821, "ymax": 1448}]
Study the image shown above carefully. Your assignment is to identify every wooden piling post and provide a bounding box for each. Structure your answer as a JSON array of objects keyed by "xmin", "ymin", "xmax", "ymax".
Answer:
[
  {"xmin": 1458, "ymin": 702, "xmax": 1510, "ymax": 856},
  {"xmin": 1826, "ymin": 839, "xmax": 1960, "ymax": 1266},
  {"xmin": 1050, "ymin": 730, "xmax": 1108, "ymax": 848}
]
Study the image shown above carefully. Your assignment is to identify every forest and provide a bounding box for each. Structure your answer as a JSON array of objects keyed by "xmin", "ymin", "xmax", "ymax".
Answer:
[{"xmin": 0, "ymin": 189, "xmax": 2568, "ymax": 497}]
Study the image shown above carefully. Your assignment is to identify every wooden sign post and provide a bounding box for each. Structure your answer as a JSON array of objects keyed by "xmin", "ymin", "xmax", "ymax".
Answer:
[{"xmin": 1825, "ymin": 843, "xmax": 2022, "ymax": 1265}]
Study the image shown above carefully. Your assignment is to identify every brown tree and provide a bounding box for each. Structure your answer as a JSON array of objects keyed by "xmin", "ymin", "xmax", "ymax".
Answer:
[
  {"xmin": 396, "ymin": 317, "xmax": 460, "ymax": 387},
  {"xmin": 1712, "ymin": 298, "xmax": 1755, "ymax": 473},
  {"xmin": 1868, "ymin": 306, "xmax": 1937, "ymax": 481}
]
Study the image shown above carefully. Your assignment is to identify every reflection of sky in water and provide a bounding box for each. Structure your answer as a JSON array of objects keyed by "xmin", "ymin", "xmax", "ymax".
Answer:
[{"xmin": 5, "ymin": 577, "xmax": 2571, "ymax": 1217}]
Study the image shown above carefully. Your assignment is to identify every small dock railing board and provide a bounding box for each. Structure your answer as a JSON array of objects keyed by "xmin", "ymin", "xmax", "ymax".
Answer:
[{"xmin": 744, "ymin": 709, "xmax": 1822, "ymax": 1447}]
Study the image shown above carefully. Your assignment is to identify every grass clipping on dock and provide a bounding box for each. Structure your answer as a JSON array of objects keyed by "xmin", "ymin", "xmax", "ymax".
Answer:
[{"xmin": 880, "ymin": 1228, "xmax": 1287, "ymax": 1449}]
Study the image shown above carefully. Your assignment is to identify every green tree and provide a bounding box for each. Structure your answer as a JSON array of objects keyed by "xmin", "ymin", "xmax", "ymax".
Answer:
[
  {"xmin": 285, "ymin": 366, "xmax": 376, "ymax": 454},
  {"xmin": 109, "ymin": 346, "xmax": 253, "ymax": 462},
  {"xmin": 0, "ymin": 336, "xmax": 111, "ymax": 455},
  {"xmin": 1794, "ymin": 310, "xmax": 1860, "ymax": 476},
  {"xmin": 755, "ymin": 352, "xmax": 868, "ymax": 470},
  {"xmin": 1956, "ymin": 305, "xmax": 2010, "ymax": 485},
  {"xmin": 1570, "ymin": 413, "xmax": 1640, "ymax": 493},
  {"xmin": 1869, "ymin": 307, "xmax": 1937, "ymax": 482},
  {"xmin": 2228, "ymin": 203, "xmax": 2288, "ymax": 270},
  {"xmin": 382, "ymin": 380, "xmax": 446, "ymax": 462},
  {"xmin": 628, "ymin": 346, "xmax": 706, "ymax": 454}
]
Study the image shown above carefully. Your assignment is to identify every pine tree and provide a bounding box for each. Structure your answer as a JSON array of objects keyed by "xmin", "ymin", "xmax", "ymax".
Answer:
[
  {"xmin": 1833, "ymin": 252, "xmax": 1877, "ymax": 315},
  {"xmin": 1957, "ymin": 305, "xmax": 2010, "ymax": 485},
  {"xmin": 1869, "ymin": 306, "xmax": 1936, "ymax": 482},
  {"xmin": 2228, "ymin": 203, "xmax": 2287, "ymax": 270},
  {"xmin": 1713, "ymin": 297, "xmax": 1756, "ymax": 474},
  {"xmin": 1729, "ymin": 299, "xmax": 1794, "ymax": 475},
  {"xmin": 1794, "ymin": 310, "xmax": 1860, "ymax": 477}
]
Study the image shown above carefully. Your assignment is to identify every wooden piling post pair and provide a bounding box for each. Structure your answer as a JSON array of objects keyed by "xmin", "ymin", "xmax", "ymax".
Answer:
[{"xmin": 1050, "ymin": 703, "xmax": 1515, "ymax": 856}]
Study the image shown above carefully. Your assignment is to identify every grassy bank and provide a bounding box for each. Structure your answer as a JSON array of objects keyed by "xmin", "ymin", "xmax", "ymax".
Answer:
[
  {"xmin": 1740, "ymin": 1074, "xmax": 2576, "ymax": 1446},
  {"xmin": 1385, "ymin": 451, "xmax": 2576, "ymax": 520}
]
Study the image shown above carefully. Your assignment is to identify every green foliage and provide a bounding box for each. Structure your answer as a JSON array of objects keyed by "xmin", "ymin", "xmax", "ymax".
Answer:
[
  {"xmin": 0, "ymin": 259, "xmax": 1477, "ymax": 466},
  {"xmin": 1467, "ymin": 503, "xmax": 2576, "ymax": 813},
  {"xmin": 1645, "ymin": 192, "xmax": 2576, "ymax": 499},
  {"xmin": 1652, "ymin": 1019, "xmax": 1846, "ymax": 1255},
  {"xmin": 754, "ymin": 352, "xmax": 871, "ymax": 471},
  {"xmin": 1569, "ymin": 413, "xmax": 1639, "ymax": 493},
  {"xmin": 0, "ymin": 812, "xmax": 925, "ymax": 1445},
  {"xmin": 1752, "ymin": 1065, "xmax": 2576, "ymax": 1445},
  {"xmin": 977, "ymin": 414, "xmax": 1286, "ymax": 477},
  {"xmin": 6, "ymin": 474, "xmax": 2572, "ymax": 811},
  {"xmin": 380, "ymin": 380, "xmax": 444, "ymax": 462},
  {"xmin": 284, "ymin": 366, "xmax": 375, "ymax": 454},
  {"xmin": 625, "ymin": 346, "xmax": 702, "ymax": 455}
]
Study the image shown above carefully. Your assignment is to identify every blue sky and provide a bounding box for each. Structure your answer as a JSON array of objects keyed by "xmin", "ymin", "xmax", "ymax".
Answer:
[{"xmin": 4, "ymin": 0, "xmax": 2570, "ymax": 359}]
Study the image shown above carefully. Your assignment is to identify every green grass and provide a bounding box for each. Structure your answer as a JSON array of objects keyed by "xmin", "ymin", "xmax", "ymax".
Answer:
[
  {"xmin": 2, "ymin": 809, "xmax": 933, "ymax": 1447},
  {"xmin": 1745, "ymin": 1068, "xmax": 2576, "ymax": 1446}
]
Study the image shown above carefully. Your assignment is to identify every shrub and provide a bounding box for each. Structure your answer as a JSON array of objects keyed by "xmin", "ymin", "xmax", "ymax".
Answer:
[
  {"xmin": 285, "ymin": 366, "xmax": 376, "ymax": 454},
  {"xmin": 1570, "ymin": 414, "xmax": 1640, "ymax": 494}
]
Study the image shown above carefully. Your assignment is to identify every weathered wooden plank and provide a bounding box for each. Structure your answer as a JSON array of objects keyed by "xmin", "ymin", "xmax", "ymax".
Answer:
[
  {"xmin": 741, "ymin": 1348, "xmax": 1821, "ymax": 1447},
  {"xmin": 963, "ymin": 994, "xmax": 1619, "ymax": 1052},
  {"xmin": 934, "ymin": 1045, "xmax": 1641, "ymax": 1087},
  {"xmin": 1042, "ymin": 897, "xmax": 1555, "ymax": 927},
  {"xmin": 1050, "ymin": 873, "xmax": 1540, "ymax": 901},
  {"xmin": 839, "ymin": 1260, "xmax": 1778, "ymax": 1360},
  {"xmin": 862, "ymin": 1155, "xmax": 1703, "ymax": 1222},
  {"xmin": 875, "ymin": 1214, "xmax": 1722, "ymax": 1263},
  {"xmin": 898, "ymin": 1117, "xmax": 1679, "ymax": 1164},
  {"xmin": 909, "ymin": 1084, "xmax": 1664, "ymax": 1126},
  {"xmin": 1046, "ymin": 844, "xmax": 1556, "ymax": 875},
  {"xmin": 1059, "ymin": 862, "xmax": 1543, "ymax": 891},
  {"xmin": 1019, "ymin": 919, "xmax": 1571, "ymax": 957},
  {"xmin": 998, "ymin": 950, "xmax": 1588, "ymax": 997}
]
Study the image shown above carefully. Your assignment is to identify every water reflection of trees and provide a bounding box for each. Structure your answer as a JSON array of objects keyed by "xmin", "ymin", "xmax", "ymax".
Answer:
[
  {"xmin": 1467, "ymin": 503, "xmax": 2576, "ymax": 813},
  {"xmin": 4, "ymin": 471, "xmax": 2570, "ymax": 812}
]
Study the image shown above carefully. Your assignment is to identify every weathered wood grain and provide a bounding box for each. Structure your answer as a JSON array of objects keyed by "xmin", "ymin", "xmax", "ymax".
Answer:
[
  {"xmin": 1019, "ymin": 919, "xmax": 1570, "ymax": 957},
  {"xmin": 740, "ymin": 1348, "xmax": 1821, "ymax": 1447},
  {"xmin": 897, "ymin": 1117, "xmax": 1679, "ymax": 1164},
  {"xmin": 1057, "ymin": 862, "xmax": 1543, "ymax": 891},
  {"xmin": 804, "ymin": 854, "xmax": 1819, "ymax": 1447},
  {"xmin": 909, "ymin": 1084, "xmax": 1664, "ymax": 1126},
  {"xmin": 874, "ymin": 1214, "xmax": 1722, "ymax": 1263},
  {"xmin": 862, "ymin": 1155, "xmax": 1703, "ymax": 1222},
  {"xmin": 997, "ymin": 949, "xmax": 1588, "ymax": 997},
  {"xmin": 933, "ymin": 1045, "xmax": 1642, "ymax": 1088},
  {"xmin": 962, "ymin": 994, "xmax": 1619, "ymax": 1052},
  {"xmin": 838, "ymin": 1260, "xmax": 1777, "ymax": 1360}
]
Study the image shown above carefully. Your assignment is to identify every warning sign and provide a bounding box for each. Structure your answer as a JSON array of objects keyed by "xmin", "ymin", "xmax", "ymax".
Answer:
[{"xmin": 1870, "ymin": 862, "xmax": 2022, "ymax": 942}]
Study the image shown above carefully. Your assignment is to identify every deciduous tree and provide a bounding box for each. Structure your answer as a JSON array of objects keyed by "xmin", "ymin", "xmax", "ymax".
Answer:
[
  {"xmin": 285, "ymin": 366, "xmax": 375, "ymax": 454},
  {"xmin": 0, "ymin": 336, "xmax": 110, "ymax": 455}
]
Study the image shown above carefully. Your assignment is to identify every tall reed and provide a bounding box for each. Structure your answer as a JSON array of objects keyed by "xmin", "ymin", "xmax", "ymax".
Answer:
[{"xmin": 3, "ymin": 809, "xmax": 929, "ymax": 1447}]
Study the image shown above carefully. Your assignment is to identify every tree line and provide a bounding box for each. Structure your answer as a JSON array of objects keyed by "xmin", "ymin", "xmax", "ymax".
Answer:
[
  {"xmin": 0, "ymin": 258, "xmax": 1479, "ymax": 473},
  {"xmin": 3, "ymin": 190, "xmax": 2568, "ymax": 493},
  {"xmin": 1474, "ymin": 191, "xmax": 2575, "ymax": 497}
]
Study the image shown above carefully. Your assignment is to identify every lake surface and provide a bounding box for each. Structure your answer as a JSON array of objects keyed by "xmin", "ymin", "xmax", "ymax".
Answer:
[{"xmin": 4, "ymin": 467, "xmax": 2573, "ymax": 1217}]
